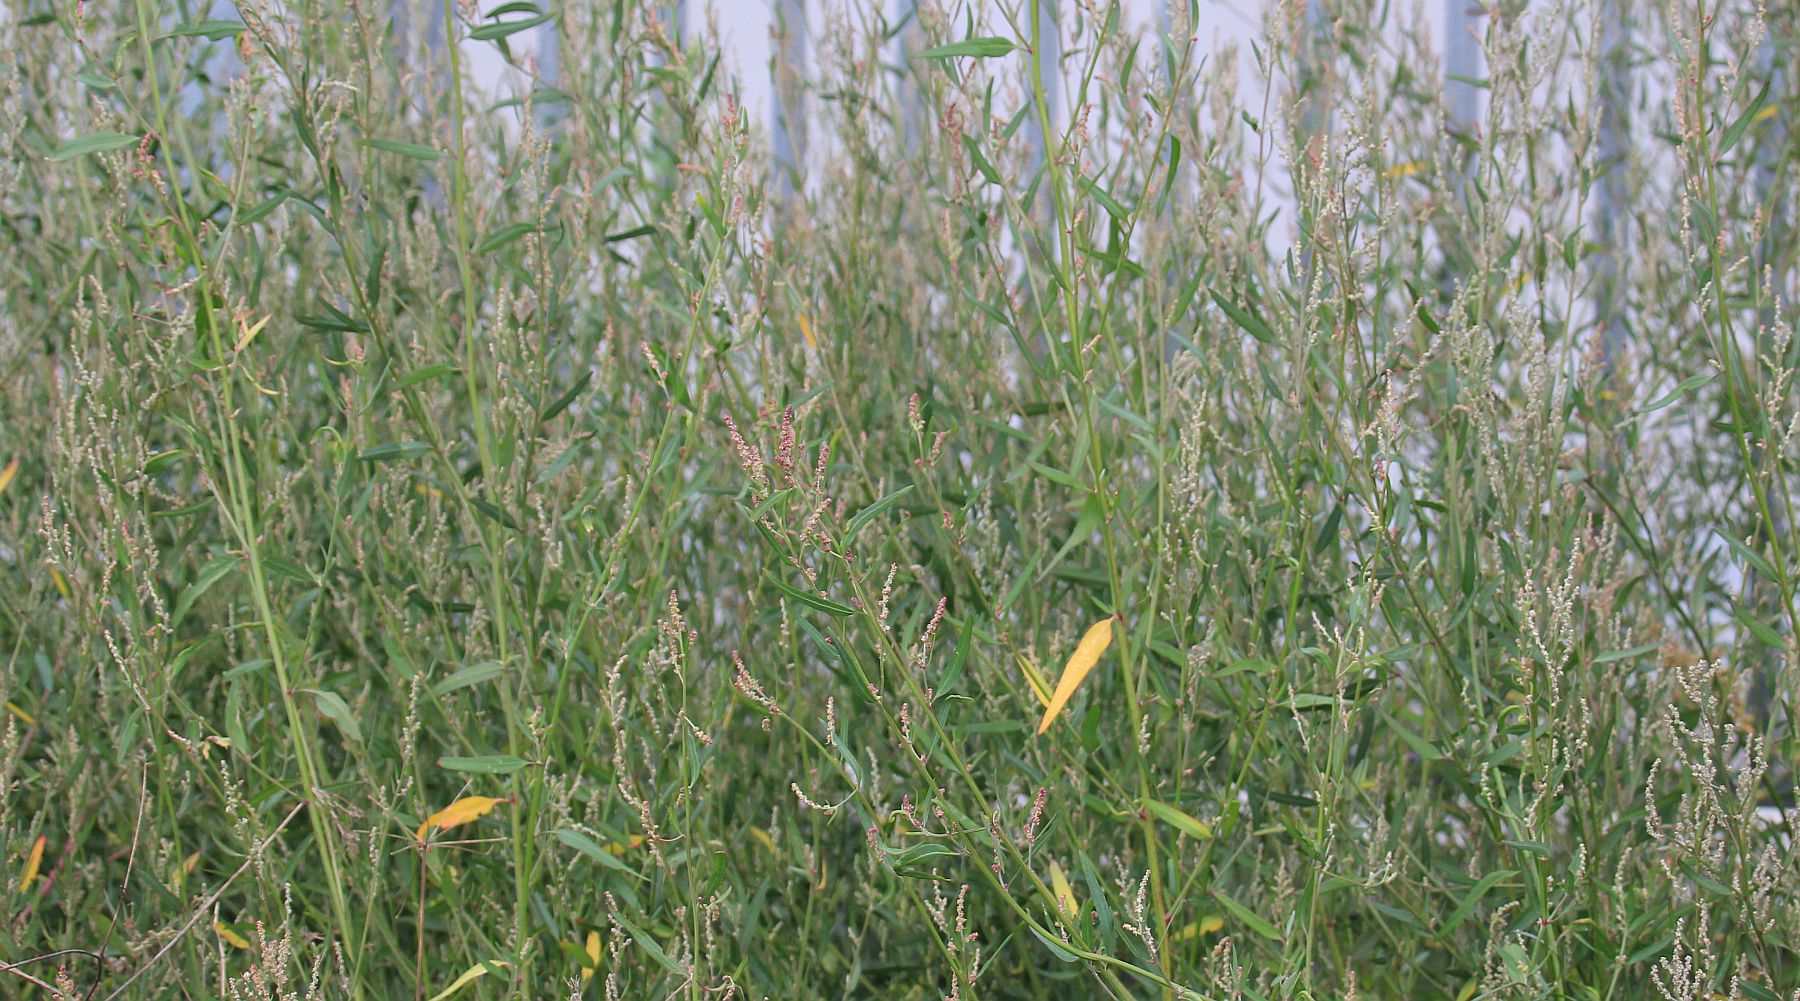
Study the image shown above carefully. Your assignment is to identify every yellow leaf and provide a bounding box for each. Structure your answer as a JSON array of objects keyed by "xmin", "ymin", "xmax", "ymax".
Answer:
[
  {"xmin": 798, "ymin": 313, "xmax": 817, "ymax": 350},
  {"xmin": 0, "ymin": 457, "xmax": 18, "ymax": 494},
  {"xmin": 1015, "ymin": 654, "xmax": 1053, "ymax": 709},
  {"xmin": 1047, "ymin": 859, "xmax": 1079, "ymax": 919},
  {"xmin": 50, "ymin": 568, "xmax": 70, "ymax": 600},
  {"xmin": 214, "ymin": 920, "xmax": 250, "ymax": 950},
  {"xmin": 1037, "ymin": 616, "xmax": 1117, "ymax": 735},
  {"xmin": 581, "ymin": 930, "xmax": 600, "ymax": 981},
  {"xmin": 747, "ymin": 827, "xmax": 776, "ymax": 855},
  {"xmin": 1383, "ymin": 160, "xmax": 1427, "ymax": 178},
  {"xmin": 427, "ymin": 959, "xmax": 509, "ymax": 1001},
  {"xmin": 1141, "ymin": 797, "xmax": 1214, "ymax": 840},
  {"xmin": 605, "ymin": 834, "xmax": 647, "ymax": 855},
  {"xmin": 1172, "ymin": 915, "xmax": 1224, "ymax": 942},
  {"xmin": 19, "ymin": 834, "xmax": 45, "ymax": 893},
  {"xmin": 1753, "ymin": 105, "xmax": 1778, "ymax": 124},
  {"xmin": 416, "ymin": 795, "xmax": 506, "ymax": 842},
  {"xmin": 176, "ymin": 850, "xmax": 201, "ymax": 890},
  {"xmin": 5, "ymin": 701, "xmax": 33, "ymax": 726},
  {"xmin": 234, "ymin": 313, "xmax": 270, "ymax": 353}
]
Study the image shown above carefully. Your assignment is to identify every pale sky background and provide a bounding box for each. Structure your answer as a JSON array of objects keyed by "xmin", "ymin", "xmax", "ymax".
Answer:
[
  {"xmin": 446, "ymin": 0, "xmax": 1480, "ymax": 267},
  {"xmin": 460, "ymin": 0, "xmax": 1469, "ymax": 137}
]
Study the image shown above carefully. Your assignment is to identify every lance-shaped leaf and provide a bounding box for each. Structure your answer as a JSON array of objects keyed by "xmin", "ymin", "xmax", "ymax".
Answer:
[
  {"xmin": 18, "ymin": 834, "xmax": 45, "ymax": 893},
  {"xmin": 416, "ymin": 795, "xmax": 506, "ymax": 842},
  {"xmin": 215, "ymin": 921, "xmax": 251, "ymax": 949},
  {"xmin": 1037, "ymin": 615, "xmax": 1117, "ymax": 735},
  {"xmin": 1048, "ymin": 859, "xmax": 1079, "ymax": 918},
  {"xmin": 581, "ymin": 930, "xmax": 601, "ymax": 981},
  {"xmin": 427, "ymin": 960, "xmax": 510, "ymax": 1001}
]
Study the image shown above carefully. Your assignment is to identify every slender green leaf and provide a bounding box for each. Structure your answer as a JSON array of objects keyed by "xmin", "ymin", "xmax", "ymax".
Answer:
[
  {"xmin": 468, "ymin": 13, "xmax": 552, "ymax": 40},
  {"xmin": 845, "ymin": 485, "xmax": 915, "ymax": 540},
  {"xmin": 49, "ymin": 131, "xmax": 138, "ymax": 161},
  {"xmin": 764, "ymin": 574, "xmax": 857, "ymax": 617},
  {"xmin": 362, "ymin": 138, "xmax": 442, "ymax": 161},
  {"xmin": 301, "ymin": 689, "xmax": 362, "ymax": 743},
  {"xmin": 432, "ymin": 662, "xmax": 505, "ymax": 696},
  {"xmin": 1443, "ymin": 870, "xmax": 1516, "ymax": 933},
  {"xmin": 1213, "ymin": 890, "xmax": 1281, "ymax": 940},
  {"xmin": 916, "ymin": 37, "xmax": 1015, "ymax": 59},
  {"xmin": 550, "ymin": 828, "xmax": 647, "ymax": 879},
  {"xmin": 1141, "ymin": 798, "xmax": 1214, "ymax": 840},
  {"xmin": 439, "ymin": 755, "xmax": 528, "ymax": 774}
]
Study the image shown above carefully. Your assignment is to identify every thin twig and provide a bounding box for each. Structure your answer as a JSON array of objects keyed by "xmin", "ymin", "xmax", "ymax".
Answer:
[
  {"xmin": 99, "ymin": 802, "xmax": 306, "ymax": 1001},
  {"xmin": 0, "ymin": 958, "xmax": 67, "ymax": 994},
  {"xmin": 84, "ymin": 761, "xmax": 149, "ymax": 1001}
]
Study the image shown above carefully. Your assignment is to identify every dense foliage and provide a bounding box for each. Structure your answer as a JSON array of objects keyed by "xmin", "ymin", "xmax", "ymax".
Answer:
[{"xmin": 2, "ymin": 0, "xmax": 1798, "ymax": 998}]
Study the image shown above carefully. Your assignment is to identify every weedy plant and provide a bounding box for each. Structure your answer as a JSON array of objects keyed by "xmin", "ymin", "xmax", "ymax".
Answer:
[{"xmin": 1, "ymin": 0, "xmax": 1798, "ymax": 998}]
